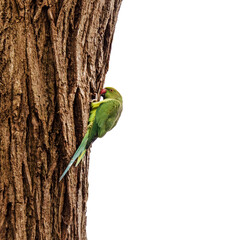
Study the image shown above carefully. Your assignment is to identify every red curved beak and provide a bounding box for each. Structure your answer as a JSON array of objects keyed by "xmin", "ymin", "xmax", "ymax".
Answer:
[{"xmin": 100, "ymin": 88, "xmax": 107, "ymax": 95}]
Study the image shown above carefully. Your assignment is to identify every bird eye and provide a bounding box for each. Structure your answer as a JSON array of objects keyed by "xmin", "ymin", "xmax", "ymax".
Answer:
[{"xmin": 110, "ymin": 89, "xmax": 113, "ymax": 92}]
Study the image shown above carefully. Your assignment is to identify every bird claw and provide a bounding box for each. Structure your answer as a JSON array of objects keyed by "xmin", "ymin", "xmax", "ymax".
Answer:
[{"xmin": 90, "ymin": 93, "xmax": 98, "ymax": 103}]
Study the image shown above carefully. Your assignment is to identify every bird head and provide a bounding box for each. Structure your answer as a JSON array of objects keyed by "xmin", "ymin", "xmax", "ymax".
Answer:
[{"xmin": 100, "ymin": 87, "xmax": 122, "ymax": 101}]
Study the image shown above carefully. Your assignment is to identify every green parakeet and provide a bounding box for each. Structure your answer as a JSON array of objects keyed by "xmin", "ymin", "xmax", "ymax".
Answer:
[{"xmin": 59, "ymin": 87, "xmax": 123, "ymax": 181}]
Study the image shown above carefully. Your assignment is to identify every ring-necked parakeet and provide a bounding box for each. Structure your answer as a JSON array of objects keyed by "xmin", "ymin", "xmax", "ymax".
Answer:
[{"xmin": 59, "ymin": 87, "xmax": 123, "ymax": 181}]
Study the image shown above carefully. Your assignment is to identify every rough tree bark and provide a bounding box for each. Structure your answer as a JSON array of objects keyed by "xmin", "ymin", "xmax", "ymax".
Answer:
[{"xmin": 0, "ymin": 0, "xmax": 122, "ymax": 239}]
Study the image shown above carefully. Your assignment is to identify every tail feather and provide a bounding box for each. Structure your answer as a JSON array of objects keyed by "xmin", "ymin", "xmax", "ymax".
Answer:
[
  {"xmin": 59, "ymin": 131, "xmax": 89, "ymax": 181},
  {"xmin": 75, "ymin": 149, "xmax": 86, "ymax": 167}
]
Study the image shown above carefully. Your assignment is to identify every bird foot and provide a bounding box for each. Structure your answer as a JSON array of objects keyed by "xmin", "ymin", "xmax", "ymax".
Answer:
[{"xmin": 90, "ymin": 93, "xmax": 98, "ymax": 103}]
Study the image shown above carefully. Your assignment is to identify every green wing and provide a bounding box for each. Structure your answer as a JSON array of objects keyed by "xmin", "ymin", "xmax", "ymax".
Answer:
[{"xmin": 95, "ymin": 99, "xmax": 122, "ymax": 138}]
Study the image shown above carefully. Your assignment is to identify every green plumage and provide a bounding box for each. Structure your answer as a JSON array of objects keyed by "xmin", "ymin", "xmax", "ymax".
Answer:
[{"xmin": 59, "ymin": 87, "xmax": 122, "ymax": 181}]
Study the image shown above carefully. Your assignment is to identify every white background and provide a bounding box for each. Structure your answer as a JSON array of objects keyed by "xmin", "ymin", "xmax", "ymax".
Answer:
[{"xmin": 87, "ymin": 1, "xmax": 240, "ymax": 239}]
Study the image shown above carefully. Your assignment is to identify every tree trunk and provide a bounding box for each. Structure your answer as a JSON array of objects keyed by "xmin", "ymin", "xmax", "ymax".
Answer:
[{"xmin": 0, "ymin": 0, "xmax": 122, "ymax": 239}]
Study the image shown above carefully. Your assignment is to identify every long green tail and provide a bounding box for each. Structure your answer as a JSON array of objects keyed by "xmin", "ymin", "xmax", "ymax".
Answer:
[{"xmin": 59, "ymin": 130, "xmax": 89, "ymax": 181}]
